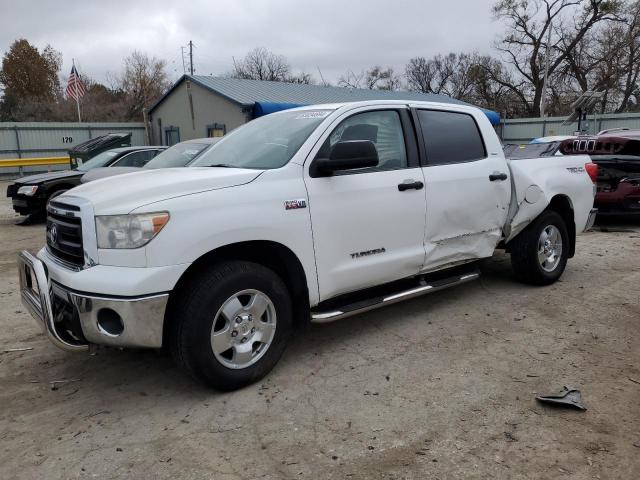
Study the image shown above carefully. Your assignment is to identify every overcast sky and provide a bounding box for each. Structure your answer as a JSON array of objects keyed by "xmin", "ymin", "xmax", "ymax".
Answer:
[{"xmin": 1, "ymin": 0, "xmax": 499, "ymax": 85}]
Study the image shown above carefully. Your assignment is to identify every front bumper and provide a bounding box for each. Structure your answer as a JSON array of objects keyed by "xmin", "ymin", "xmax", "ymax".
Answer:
[
  {"xmin": 18, "ymin": 250, "xmax": 168, "ymax": 352},
  {"xmin": 11, "ymin": 194, "xmax": 44, "ymax": 216}
]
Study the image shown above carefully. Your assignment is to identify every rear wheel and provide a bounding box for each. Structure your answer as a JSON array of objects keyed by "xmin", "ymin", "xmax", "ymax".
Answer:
[
  {"xmin": 510, "ymin": 210, "xmax": 569, "ymax": 285},
  {"xmin": 170, "ymin": 261, "xmax": 292, "ymax": 390}
]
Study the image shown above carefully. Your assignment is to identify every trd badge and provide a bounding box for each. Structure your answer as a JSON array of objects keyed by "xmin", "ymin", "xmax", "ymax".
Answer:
[{"xmin": 284, "ymin": 199, "xmax": 307, "ymax": 210}]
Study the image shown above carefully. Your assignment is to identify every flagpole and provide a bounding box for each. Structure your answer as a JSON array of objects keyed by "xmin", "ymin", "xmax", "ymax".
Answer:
[{"xmin": 73, "ymin": 59, "xmax": 81, "ymax": 123}]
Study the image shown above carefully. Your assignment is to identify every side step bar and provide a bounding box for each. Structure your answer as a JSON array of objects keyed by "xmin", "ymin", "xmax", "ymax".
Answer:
[{"xmin": 310, "ymin": 271, "xmax": 480, "ymax": 324}]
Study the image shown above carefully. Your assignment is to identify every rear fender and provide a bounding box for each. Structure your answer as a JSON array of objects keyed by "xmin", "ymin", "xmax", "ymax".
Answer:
[{"xmin": 505, "ymin": 157, "xmax": 590, "ymax": 243}]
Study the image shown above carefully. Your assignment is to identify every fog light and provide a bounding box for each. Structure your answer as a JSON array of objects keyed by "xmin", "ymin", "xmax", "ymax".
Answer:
[{"xmin": 97, "ymin": 308, "xmax": 124, "ymax": 337}]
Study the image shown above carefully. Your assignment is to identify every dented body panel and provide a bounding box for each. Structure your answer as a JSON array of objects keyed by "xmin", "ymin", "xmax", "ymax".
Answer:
[{"xmin": 505, "ymin": 155, "xmax": 594, "ymax": 242}]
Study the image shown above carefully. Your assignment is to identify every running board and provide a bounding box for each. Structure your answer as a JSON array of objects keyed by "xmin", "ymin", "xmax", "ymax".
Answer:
[{"xmin": 310, "ymin": 271, "xmax": 480, "ymax": 324}]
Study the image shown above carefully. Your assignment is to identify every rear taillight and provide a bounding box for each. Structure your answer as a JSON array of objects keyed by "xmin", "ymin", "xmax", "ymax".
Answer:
[{"xmin": 585, "ymin": 163, "xmax": 598, "ymax": 183}]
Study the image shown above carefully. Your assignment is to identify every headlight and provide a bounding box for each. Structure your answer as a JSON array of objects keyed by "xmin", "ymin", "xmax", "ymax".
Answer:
[
  {"xmin": 96, "ymin": 212, "xmax": 170, "ymax": 249},
  {"xmin": 17, "ymin": 185, "xmax": 38, "ymax": 196}
]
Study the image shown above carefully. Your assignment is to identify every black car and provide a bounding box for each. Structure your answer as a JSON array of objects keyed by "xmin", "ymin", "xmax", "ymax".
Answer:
[{"xmin": 6, "ymin": 146, "xmax": 166, "ymax": 218}]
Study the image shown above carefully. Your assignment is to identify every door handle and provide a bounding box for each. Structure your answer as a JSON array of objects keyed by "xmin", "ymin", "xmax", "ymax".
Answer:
[
  {"xmin": 398, "ymin": 180, "xmax": 424, "ymax": 191},
  {"xmin": 489, "ymin": 172, "xmax": 508, "ymax": 181}
]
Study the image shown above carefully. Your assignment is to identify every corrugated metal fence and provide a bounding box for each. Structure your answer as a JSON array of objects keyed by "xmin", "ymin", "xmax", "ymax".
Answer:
[
  {"xmin": 499, "ymin": 112, "xmax": 640, "ymax": 144},
  {"xmin": 0, "ymin": 122, "xmax": 146, "ymax": 175}
]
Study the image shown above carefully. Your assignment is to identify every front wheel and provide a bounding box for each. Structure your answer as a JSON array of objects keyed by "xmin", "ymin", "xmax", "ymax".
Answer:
[
  {"xmin": 170, "ymin": 261, "xmax": 292, "ymax": 390},
  {"xmin": 509, "ymin": 210, "xmax": 569, "ymax": 285}
]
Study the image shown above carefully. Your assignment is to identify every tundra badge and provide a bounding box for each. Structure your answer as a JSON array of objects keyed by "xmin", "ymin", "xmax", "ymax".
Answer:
[
  {"xmin": 351, "ymin": 248, "xmax": 386, "ymax": 259},
  {"xmin": 284, "ymin": 199, "xmax": 307, "ymax": 210}
]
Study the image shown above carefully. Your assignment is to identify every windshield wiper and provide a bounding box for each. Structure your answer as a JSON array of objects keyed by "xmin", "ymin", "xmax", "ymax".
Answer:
[{"xmin": 206, "ymin": 163, "xmax": 235, "ymax": 168}]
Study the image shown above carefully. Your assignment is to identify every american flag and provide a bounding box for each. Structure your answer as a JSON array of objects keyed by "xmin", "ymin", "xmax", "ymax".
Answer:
[{"xmin": 65, "ymin": 65, "xmax": 86, "ymax": 101}]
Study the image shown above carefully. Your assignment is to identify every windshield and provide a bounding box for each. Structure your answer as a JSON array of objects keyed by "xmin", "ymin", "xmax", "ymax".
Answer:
[
  {"xmin": 144, "ymin": 142, "xmax": 210, "ymax": 169},
  {"xmin": 191, "ymin": 110, "xmax": 332, "ymax": 169},
  {"xmin": 77, "ymin": 150, "xmax": 119, "ymax": 171}
]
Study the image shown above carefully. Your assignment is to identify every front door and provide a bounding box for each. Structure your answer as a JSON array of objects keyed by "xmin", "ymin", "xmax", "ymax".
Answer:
[
  {"xmin": 305, "ymin": 108, "xmax": 427, "ymax": 301},
  {"xmin": 414, "ymin": 107, "xmax": 511, "ymax": 271}
]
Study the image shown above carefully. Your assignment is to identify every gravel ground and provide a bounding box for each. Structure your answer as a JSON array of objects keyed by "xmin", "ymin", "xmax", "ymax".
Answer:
[{"xmin": 0, "ymin": 180, "xmax": 639, "ymax": 479}]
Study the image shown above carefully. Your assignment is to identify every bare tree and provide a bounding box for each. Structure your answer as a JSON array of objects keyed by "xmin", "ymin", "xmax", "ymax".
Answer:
[
  {"xmin": 615, "ymin": 1, "xmax": 640, "ymax": 111},
  {"xmin": 555, "ymin": 0, "xmax": 640, "ymax": 113},
  {"xmin": 231, "ymin": 47, "xmax": 291, "ymax": 81},
  {"xmin": 405, "ymin": 52, "xmax": 528, "ymax": 116},
  {"xmin": 286, "ymin": 71, "xmax": 315, "ymax": 84},
  {"xmin": 117, "ymin": 51, "xmax": 170, "ymax": 121},
  {"xmin": 366, "ymin": 66, "xmax": 403, "ymax": 90},
  {"xmin": 339, "ymin": 66, "xmax": 402, "ymax": 90},
  {"xmin": 338, "ymin": 70, "xmax": 366, "ymax": 89},
  {"xmin": 230, "ymin": 47, "xmax": 315, "ymax": 84},
  {"xmin": 405, "ymin": 53, "xmax": 477, "ymax": 98},
  {"xmin": 492, "ymin": 0, "xmax": 622, "ymax": 116}
]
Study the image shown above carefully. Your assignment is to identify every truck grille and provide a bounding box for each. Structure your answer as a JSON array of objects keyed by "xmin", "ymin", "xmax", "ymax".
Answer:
[
  {"xmin": 46, "ymin": 201, "xmax": 84, "ymax": 267},
  {"xmin": 6, "ymin": 184, "xmax": 17, "ymax": 197}
]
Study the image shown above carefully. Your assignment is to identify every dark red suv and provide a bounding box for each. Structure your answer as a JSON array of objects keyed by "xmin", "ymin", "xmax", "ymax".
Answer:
[{"xmin": 560, "ymin": 129, "xmax": 640, "ymax": 215}]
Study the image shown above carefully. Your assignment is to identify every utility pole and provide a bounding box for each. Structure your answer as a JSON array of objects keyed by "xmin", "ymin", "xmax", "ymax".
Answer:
[
  {"xmin": 540, "ymin": 23, "xmax": 552, "ymax": 118},
  {"xmin": 188, "ymin": 40, "xmax": 194, "ymax": 75},
  {"xmin": 181, "ymin": 46, "xmax": 186, "ymax": 74}
]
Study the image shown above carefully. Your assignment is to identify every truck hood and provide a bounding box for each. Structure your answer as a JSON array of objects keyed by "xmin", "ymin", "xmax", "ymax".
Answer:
[
  {"xmin": 61, "ymin": 167, "xmax": 263, "ymax": 215},
  {"xmin": 15, "ymin": 170, "xmax": 81, "ymax": 185},
  {"xmin": 80, "ymin": 167, "xmax": 140, "ymax": 184}
]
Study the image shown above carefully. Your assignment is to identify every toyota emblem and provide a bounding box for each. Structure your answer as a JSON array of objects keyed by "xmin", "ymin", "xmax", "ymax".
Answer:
[{"xmin": 49, "ymin": 224, "xmax": 58, "ymax": 244}]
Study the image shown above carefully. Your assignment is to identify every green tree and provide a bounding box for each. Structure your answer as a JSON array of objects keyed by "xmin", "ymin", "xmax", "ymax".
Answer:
[{"xmin": 0, "ymin": 38, "xmax": 62, "ymax": 120}]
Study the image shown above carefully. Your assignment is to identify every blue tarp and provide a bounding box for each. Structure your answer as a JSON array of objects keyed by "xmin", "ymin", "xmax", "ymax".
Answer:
[
  {"xmin": 253, "ymin": 102, "xmax": 306, "ymax": 117},
  {"xmin": 480, "ymin": 109, "xmax": 501, "ymax": 126},
  {"xmin": 253, "ymin": 101, "xmax": 501, "ymax": 125}
]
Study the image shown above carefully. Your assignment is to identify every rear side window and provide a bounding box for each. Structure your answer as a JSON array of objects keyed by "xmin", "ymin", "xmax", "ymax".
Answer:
[
  {"xmin": 417, "ymin": 110, "xmax": 486, "ymax": 165},
  {"xmin": 113, "ymin": 150, "xmax": 155, "ymax": 168}
]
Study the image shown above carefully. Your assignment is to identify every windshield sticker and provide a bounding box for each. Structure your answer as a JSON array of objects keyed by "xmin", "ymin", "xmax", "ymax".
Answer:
[
  {"xmin": 295, "ymin": 111, "xmax": 331, "ymax": 120},
  {"xmin": 182, "ymin": 149, "xmax": 199, "ymax": 155}
]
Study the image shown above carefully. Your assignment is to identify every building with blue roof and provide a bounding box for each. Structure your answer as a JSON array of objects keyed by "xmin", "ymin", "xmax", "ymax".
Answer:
[{"xmin": 148, "ymin": 74, "xmax": 500, "ymax": 145}]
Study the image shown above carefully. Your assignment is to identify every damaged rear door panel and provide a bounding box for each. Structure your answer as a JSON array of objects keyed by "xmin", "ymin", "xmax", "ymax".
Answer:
[{"xmin": 413, "ymin": 106, "xmax": 511, "ymax": 271}]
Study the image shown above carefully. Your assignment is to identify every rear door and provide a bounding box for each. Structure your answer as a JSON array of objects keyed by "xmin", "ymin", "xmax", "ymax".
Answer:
[
  {"xmin": 413, "ymin": 107, "xmax": 510, "ymax": 270},
  {"xmin": 304, "ymin": 107, "xmax": 427, "ymax": 301}
]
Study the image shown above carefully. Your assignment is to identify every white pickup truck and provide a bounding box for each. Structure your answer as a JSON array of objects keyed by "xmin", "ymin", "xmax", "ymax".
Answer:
[{"xmin": 18, "ymin": 100, "xmax": 597, "ymax": 390}]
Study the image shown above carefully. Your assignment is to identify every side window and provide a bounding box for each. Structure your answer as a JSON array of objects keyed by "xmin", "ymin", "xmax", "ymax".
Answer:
[
  {"xmin": 317, "ymin": 110, "xmax": 408, "ymax": 171},
  {"xmin": 417, "ymin": 110, "xmax": 486, "ymax": 165},
  {"xmin": 113, "ymin": 150, "xmax": 154, "ymax": 168}
]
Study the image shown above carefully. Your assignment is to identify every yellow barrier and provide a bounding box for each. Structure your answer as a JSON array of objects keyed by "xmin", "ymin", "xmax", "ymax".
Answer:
[{"xmin": 0, "ymin": 157, "xmax": 70, "ymax": 168}]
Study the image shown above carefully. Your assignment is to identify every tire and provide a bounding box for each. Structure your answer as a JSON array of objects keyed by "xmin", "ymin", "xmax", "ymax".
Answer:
[
  {"xmin": 509, "ymin": 210, "xmax": 569, "ymax": 286},
  {"xmin": 170, "ymin": 261, "xmax": 293, "ymax": 390}
]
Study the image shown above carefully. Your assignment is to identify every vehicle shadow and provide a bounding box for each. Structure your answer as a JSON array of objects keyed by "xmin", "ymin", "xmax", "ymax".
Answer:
[{"xmin": 594, "ymin": 214, "xmax": 640, "ymax": 231}]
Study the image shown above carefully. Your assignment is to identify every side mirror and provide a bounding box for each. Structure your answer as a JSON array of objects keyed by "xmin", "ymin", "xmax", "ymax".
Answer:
[{"xmin": 314, "ymin": 140, "xmax": 379, "ymax": 176}]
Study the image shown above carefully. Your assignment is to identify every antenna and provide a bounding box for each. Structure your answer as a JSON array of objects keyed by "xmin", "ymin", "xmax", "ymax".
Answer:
[{"xmin": 317, "ymin": 66, "xmax": 328, "ymax": 86}]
